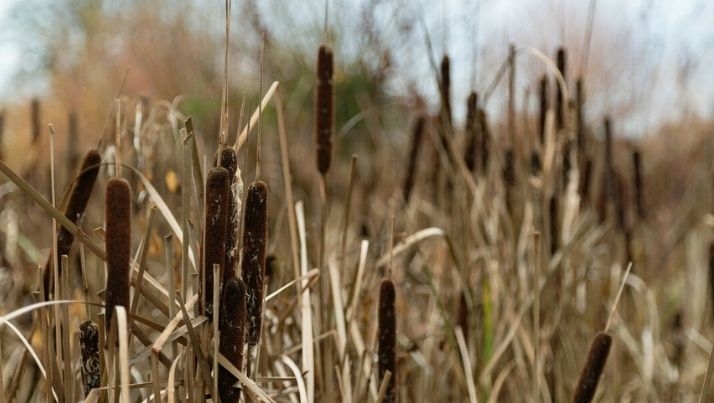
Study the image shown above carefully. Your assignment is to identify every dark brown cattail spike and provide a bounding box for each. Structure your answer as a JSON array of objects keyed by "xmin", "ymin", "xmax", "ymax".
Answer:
[
  {"xmin": 316, "ymin": 45, "xmax": 334, "ymax": 175},
  {"xmin": 549, "ymin": 195, "xmax": 559, "ymax": 256},
  {"xmin": 632, "ymin": 148, "xmax": 644, "ymax": 219},
  {"xmin": 31, "ymin": 98, "xmax": 41, "ymax": 144},
  {"xmin": 67, "ymin": 111, "xmax": 80, "ymax": 172},
  {"xmin": 218, "ymin": 147, "xmax": 240, "ymax": 283},
  {"xmin": 600, "ymin": 118, "xmax": 614, "ymax": 222},
  {"xmin": 219, "ymin": 277, "xmax": 247, "ymax": 403},
  {"xmin": 105, "ymin": 178, "xmax": 131, "ymax": 333},
  {"xmin": 539, "ymin": 75, "xmax": 548, "ymax": 145},
  {"xmin": 464, "ymin": 93, "xmax": 479, "ymax": 172},
  {"xmin": 403, "ymin": 116, "xmax": 425, "ymax": 203},
  {"xmin": 44, "ymin": 149, "xmax": 101, "ymax": 299},
  {"xmin": 478, "ymin": 108, "xmax": 491, "ymax": 175},
  {"xmin": 378, "ymin": 278, "xmax": 397, "ymax": 403},
  {"xmin": 440, "ymin": 55, "xmax": 452, "ymax": 127},
  {"xmin": 573, "ymin": 332, "xmax": 612, "ymax": 403},
  {"xmin": 242, "ymin": 181, "xmax": 268, "ymax": 346},
  {"xmin": 79, "ymin": 320, "xmax": 101, "ymax": 397},
  {"xmin": 202, "ymin": 167, "xmax": 230, "ymax": 320},
  {"xmin": 555, "ymin": 47, "xmax": 567, "ymax": 131},
  {"xmin": 575, "ymin": 78, "xmax": 585, "ymax": 155}
]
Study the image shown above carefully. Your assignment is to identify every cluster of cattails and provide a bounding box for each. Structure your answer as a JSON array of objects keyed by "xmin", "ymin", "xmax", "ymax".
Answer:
[
  {"xmin": 44, "ymin": 149, "xmax": 101, "ymax": 298},
  {"xmin": 316, "ymin": 45, "xmax": 334, "ymax": 176}
]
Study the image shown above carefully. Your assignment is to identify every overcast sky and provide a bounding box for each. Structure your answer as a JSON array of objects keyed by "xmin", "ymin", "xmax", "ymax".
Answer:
[{"xmin": 0, "ymin": 0, "xmax": 711, "ymax": 134}]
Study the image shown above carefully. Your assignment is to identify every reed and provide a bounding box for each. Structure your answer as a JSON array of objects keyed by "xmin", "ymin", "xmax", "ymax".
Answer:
[
  {"xmin": 218, "ymin": 277, "xmax": 247, "ymax": 403},
  {"xmin": 573, "ymin": 332, "xmax": 612, "ymax": 403},
  {"xmin": 378, "ymin": 277, "xmax": 397, "ymax": 403},
  {"xmin": 79, "ymin": 320, "xmax": 100, "ymax": 397},
  {"xmin": 44, "ymin": 149, "xmax": 101, "ymax": 298},
  {"xmin": 242, "ymin": 180, "xmax": 268, "ymax": 346},
  {"xmin": 202, "ymin": 166, "xmax": 230, "ymax": 319},
  {"xmin": 316, "ymin": 45, "xmax": 334, "ymax": 176},
  {"xmin": 403, "ymin": 116, "xmax": 425, "ymax": 203},
  {"xmin": 105, "ymin": 178, "xmax": 132, "ymax": 333}
]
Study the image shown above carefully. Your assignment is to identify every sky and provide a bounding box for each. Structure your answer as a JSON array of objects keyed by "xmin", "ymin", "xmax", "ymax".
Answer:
[{"xmin": 0, "ymin": 0, "xmax": 711, "ymax": 135}]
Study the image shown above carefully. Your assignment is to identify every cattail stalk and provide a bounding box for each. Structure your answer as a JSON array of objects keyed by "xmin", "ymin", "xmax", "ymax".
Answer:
[
  {"xmin": 44, "ymin": 149, "xmax": 101, "ymax": 298},
  {"xmin": 316, "ymin": 45, "xmax": 334, "ymax": 175},
  {"xmin": 573, "ymin": 332, "xmax": 612, "ymax": 403},
  {"xmin": 202, "ymin": 167, "xmax": 230, "ymax": 319},
  {"xmin": 79, "ymin": 320, "xmax": 100, "ymax": 397},
  {"xmin": 378, "ymin": 278, "xmax": 397, "ymax": 403},
  {"xmin": 464, "ymin": 93, "xmax": 479, "ymax": 172},
  {"xmin": 242, "ymin": 181, "xmax": 268, "ymax": 346},
  {"xmin": 105, "ymin": 178, "xmax": 131, "ymax": 332},
  {"xmin": 219, "ymin": 277, "xmax": 247, "ymax": 403},
  {"xmin": 403, "ymin": 116, "xmax": 425, "ymax": 203}
]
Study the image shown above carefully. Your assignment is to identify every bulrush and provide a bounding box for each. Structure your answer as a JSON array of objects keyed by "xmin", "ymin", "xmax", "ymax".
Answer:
[
  {"xmin": 316, "ymin": 45, "xmax": 334, "ymax": 175},
  {"xmin": 79, "ymin": 320, "xmax": 100, "ymax": 397},
  {"xmin": 44, "ymin": 149, "xmax": 101, "ymax": 298},
  {"xmin": 464, "ymin": 92, "xmax": 479, "ymax": 172},
  {"xmin": 105, "ymin": 178, "xmax": 131, "ymax": 332},
  {"xmin": 219, "ymin": 277, "xmax": 247, "ymax": 403},
  {"xmin": 403, "ymin": 116, "xmax": 425, "ymax": 203},
  {"xmin": 573, "ymin": 332, "xmax": 612, "ymax": 403},
  {"xmin": 202, "ymin": 166, "xmax": 230, "ymax": 319},
  {"xmin": 218, "ymin": 147, "xmax": 242, "ymax": 283},
  {"xmin": 378, "ymin": 278, "xmax": 397, "ymax": 403},
  {"xmin": 242, "ymin": 180, "xmax": 268, "ymax": 346}
]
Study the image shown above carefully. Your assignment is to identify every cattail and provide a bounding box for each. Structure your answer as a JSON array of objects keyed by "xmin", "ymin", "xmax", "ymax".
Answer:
[
  {"xmin": 538, "ymin": 75, "xmax": 548, "ymax": 145},
  {"xmin": 632, "ymin": 148, "xmax": 645, "ymax": 219},
  {"xmin": 79, "ymin": 320, "xmax": 101, "ymax": 396},
  {"xmin": 242, "ymin": 181, "xmax": 268, "ymax": 346},
  {"xmin": 670, "ymin": 310, "xmax": 685, "ymax": 370},
  {"xmin": 217, "ymin": 147, "xmax": 241, "ymax": 284},
  {"xmin": 439, "ymin": 55, "xmax": 452, "ymax": 127},
  {"xmin": 573, "ymin": 332, "xmax": 612, "ymax": 403},
  {"xmin": 709, "ymin": 244, "xmax": 714, "ymax": 322},
  {"xmin": 549, "ymin": 195, "xmax": 559, "ymax": 256},
  {"xmin": 316, "ymin": 45, "xmax": 334, "ymax": 175},
  {"xmin": 403, "ymin": 116, "xmax": 425, "ymax": 203},
  {"xmin": 502, "ymin": 148, "xmax": 516, "ymax": 188},
  {"xmin": 599, "ymin": 118, "xmax": 614, "ymax": 221},
  {"xmin": 219, "ymin": 277, "xmax": 247, "ymax": 403},
  {"xmin": 464, "ymin": 92, "xmax": 479, "ymax": 172},
  {"xmin": 580, "ymin": 157, "xmax": 593, "ymax": 205},
  {"xmin": 202, "ymin": 167, "xmax": 230, "ymax": 319},
  {"xmin": 555, "ymin": 47, "xmax": 567, "ymax": 131},
  {"xmin": 44, "ymin": 149, "xmax": 101, "ymax": 298},
  {"xmin": 478, "ymin": 108, "xmax": 491, "ymax": 175},
  {"xmin": 31, "ymin": 98, "xmax": 41, "ymax": 144},
  {"xmin": 575, "ymin": 78, "xmax": 585, "ymax": 155},
  {"xmin": 378, "ymin": 278, "xmax": 397, "ymax": 403},
  {"xmin": 105, "ymin": 178, "xmax": 131, "ymax": 332}
]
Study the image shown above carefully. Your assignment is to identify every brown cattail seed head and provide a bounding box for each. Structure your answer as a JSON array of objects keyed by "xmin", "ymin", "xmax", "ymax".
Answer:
[
  {"xmin": 242, "ymin": 180, "xmax": 268, "ymax": 346},
  {"xmin": 538, "ymin": 75, "xmax": 548, "ymax": 145},
  {"xmin": 573, "ymin": 332, "xmax": 612, "ymax": 403},
  {"xmin": 44, "ymin": 149, "xmax": 101, "ymax": 298},
  {"xmin": 79, "ymin": 320, "xmax": 101, "ymax": 397},
  {"xmin": 478, "ymin": 108, "xmax": 491, "ymax": 174},
  {"xmin": 105, "ymin": 178, "xmax": 131, "ymax": 332},
  {"xmin": 632, "ymin": 148, "xmax": 645, "ymax": 219},
  {"xmin": 202, "ymin": 167, "xmax": 230, "ymax": 319},
  {"xmin": 316, "ymin": 45, "xmax": 334, "ymax": 175},
  {"xmin": 378, "ymin": 278, "xmax": 397, "ymax": 403},
  {"xmin": 219, "ymin": 277, "xmax": 247, "ymax": 403},
  {"xmin": 403, "ymin": 116, "xmax": 425, "ymax": 203},
  {"xmin": 464, "ymin": 92, "xmax": 479, "ymax": 172},
  {"xmin": 31, "ymin": 98, "xmax": 41, "ymax": 144},
  {"xmin": 440, "ymin": 55, "xmax": 452, "ymax": 126},
  {"xmin": 556, "ymin": 47, "xmax": 567, "ymax": 130},
  {"xmin": 218, "ymin": 147, "xmax": 240, "ymax": 282}
]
